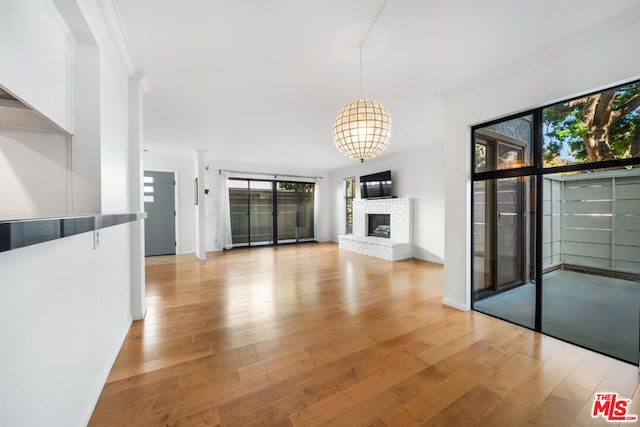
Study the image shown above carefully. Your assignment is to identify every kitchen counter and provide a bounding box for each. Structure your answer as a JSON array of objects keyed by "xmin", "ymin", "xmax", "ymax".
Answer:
[{"xmin": 0, "ymin": 213, "xmax": 146, "ymax": 252}]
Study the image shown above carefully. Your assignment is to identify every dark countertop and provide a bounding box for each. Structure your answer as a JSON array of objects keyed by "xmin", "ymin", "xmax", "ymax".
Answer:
[{"xmin": 0, "ymin": 213, "xmax": 146, "ymax": 253}]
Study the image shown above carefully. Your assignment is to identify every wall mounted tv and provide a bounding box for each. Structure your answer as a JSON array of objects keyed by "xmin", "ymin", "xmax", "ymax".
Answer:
[{"xmin": 360, "ymin": 170, "xmax": 393, "ymax": 199}]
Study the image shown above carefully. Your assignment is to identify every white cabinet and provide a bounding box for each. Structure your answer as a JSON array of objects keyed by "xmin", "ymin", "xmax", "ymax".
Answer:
[
  {"xmin": 8, "ymin": 0, "xmax": 39, "ymax": 107},
  {"xmin": 40, "ymin": 3, "xmax": 70, "ymax": 128},
  {"xmin": 0, "ymin": 0, "xmax": 9, "ymax": 85},
  {"xmin": 2, "ymin": 0, "xmax": 73, "ymax": 133}
]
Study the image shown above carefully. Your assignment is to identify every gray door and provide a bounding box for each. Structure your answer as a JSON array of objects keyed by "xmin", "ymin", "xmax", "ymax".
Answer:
[{"xmin": 144, "ymin": 171, "xmax": 176, "ymax": 256}]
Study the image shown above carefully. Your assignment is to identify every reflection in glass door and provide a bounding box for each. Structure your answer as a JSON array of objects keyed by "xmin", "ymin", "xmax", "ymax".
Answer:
[
  {"xmin": 229, "ymin": 180, "xmax": 249, "ymax": 246},
  {"xmin": 297, "ymin": 183, "xmax": 315, "ymax": 241},
  {"xmin": 277, "ymin": 183, "xmax": 297, "ymax": 243},
  {"xmin": 249, "ymin": 181, "xmax": 274, "ymax": 246},
  {"xmin": 473, "ymin": 176, "xmax": 536, "ymax": 329},
  {"xmin": 229, "ymin": 180, "xmax": 273, "ymax": 246},
  {"xmin": 472, "ymin": 114, "xmax": 536, "ymax": 328},
  {"xmin": 496, "ymin": 177, "xmax": 524, "ymax": 290},
  {"xmin": 276, "ymin": 182, "xmax": 315, "ymax": 244}
]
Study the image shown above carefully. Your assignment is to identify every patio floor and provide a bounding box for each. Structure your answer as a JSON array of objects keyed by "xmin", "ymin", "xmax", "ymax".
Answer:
[{"xmin": 474, "ymin": 269, "xmax": 640, "ymax": 364}]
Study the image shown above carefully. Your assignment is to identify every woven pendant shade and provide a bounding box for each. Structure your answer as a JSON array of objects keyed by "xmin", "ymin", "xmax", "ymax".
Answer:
[{"xmin": 332, "ymin": 99, "xmax": 392, "ymax": 162}]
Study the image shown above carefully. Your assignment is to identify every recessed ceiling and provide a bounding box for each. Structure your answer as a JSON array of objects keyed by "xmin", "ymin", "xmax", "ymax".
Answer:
[{"xmin": 115, "ymin": 0, "xmax": 640, "ymax": 170}]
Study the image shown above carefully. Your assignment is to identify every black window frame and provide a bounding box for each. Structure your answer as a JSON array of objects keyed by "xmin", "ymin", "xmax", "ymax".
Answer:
[
  {"xmin": 470, "ymin": 78, "xmax": 640, "ymax": 336},
  {"xmin": 228, "ymin": 177, "xmax": 316, "ymax": 247}
]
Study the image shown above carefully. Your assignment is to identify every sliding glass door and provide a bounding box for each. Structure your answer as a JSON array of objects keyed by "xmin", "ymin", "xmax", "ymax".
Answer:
[
  {"xmin": 229, "ymin": 179, "xmax": 314, "ymax": 247},
  {"xmin": 229, "ymin": 180, "xmax": 273, "ymax": 246},
  {"xmin": 473, "ymin": 175, "xmax": 536, "ymax": 329},
  {"xmin": 276, "ymin": 183, "xmax": 297, "ymax": 243},
  {"xmin": 295, "ymin": 183, "xmax": 315, "ymax": 241},
  {"xmin": 276, "ymin": 182, "xmax": 315, "ymax": 243},
  {"xmin": 249, "ymin": 181, "xmax": 274, "ymax": 245}
]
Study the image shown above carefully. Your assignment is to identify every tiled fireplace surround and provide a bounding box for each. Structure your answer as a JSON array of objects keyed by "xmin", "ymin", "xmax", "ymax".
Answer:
[{"xmin": 338, "ymin": 198, "xmax": 412, "ymax": 261}]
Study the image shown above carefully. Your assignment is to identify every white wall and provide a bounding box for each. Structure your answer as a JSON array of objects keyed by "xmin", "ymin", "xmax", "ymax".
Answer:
[
  {"xmin": 71, "ymin": 41, "xmax": 102, "ymax": 214},
  {"xmin": 143, "ymin": 151, "xmax": 197, "ymax": 254},
  {"xmin": 0, "ymin": 225, "xmax": 132, "ymax": 427},
  {"xmin": 91, "ymin": 8, "xmax": 130, "ymax": 212},
  {"xmin": 328, "ymin": 142, "xmax": 445, "ymax": 264},
  {"xmin": 442, "ymin": 9, "xmax": 640, "ymax": 310},
  {"xmin": 0, "ymin": 128, "xmax": 70, "ymax": 218}
]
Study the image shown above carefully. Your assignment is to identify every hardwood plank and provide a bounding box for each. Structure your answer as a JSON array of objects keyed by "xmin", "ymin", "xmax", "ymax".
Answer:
[
  {"xmin": 87, "ymin": 243, "xmax": 638, "ymax": 426},
  {"xmin": 425, "ymin": 384, "xmax": 503, "ymax": 426},
  {"xmin": 473, "ymin": 392, "xmax": 538, "ymax": 427}
]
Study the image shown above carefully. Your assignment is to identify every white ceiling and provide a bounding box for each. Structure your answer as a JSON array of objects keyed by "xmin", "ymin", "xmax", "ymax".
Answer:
[{"xmin": 115, "ymin": 0, "xmax": 640, "ymax": 170}]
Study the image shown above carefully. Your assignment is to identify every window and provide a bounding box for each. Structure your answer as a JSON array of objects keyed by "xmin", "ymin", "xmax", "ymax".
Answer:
[
  {"xmin": 543, "ymin": 81, "xmax": 640, "ymax": 168},
  {"xmin": 345, "ymin": 177, "xmax": 356, "ymax": 234},
  {"xmin": 471, "ymin": 79, "xmax": 640, "ymax": 364},
  {"xmin": 474, "ymin": 114, "xmax": 534, "ymax": 173},
  {"xmin": 143, "ymin": 175, "xmax": 154, "ymax": 203}
]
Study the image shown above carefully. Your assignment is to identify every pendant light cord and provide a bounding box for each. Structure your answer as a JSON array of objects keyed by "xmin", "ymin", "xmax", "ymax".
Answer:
[{"xmin": 359, "ymin": 0, "xmax": 389, "ymax": 97}]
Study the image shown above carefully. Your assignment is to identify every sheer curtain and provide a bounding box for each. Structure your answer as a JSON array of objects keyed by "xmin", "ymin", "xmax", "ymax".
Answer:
[{"xmin": 217, "ymin": 170, "xmax": 233, "ymax": 250}]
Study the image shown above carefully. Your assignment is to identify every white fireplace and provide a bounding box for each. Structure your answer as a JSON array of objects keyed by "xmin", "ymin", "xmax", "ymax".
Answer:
[{"xmin": 338, "ymin": 198, "xmax": 412, "ymax": 261}]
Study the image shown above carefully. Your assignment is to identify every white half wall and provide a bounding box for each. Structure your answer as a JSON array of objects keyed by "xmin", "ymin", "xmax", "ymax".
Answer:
[
  {"xmin": 0, "ymin": 225, "xmax": 132, "ymax": 427},
  {"xmin": 442, "ymin": 8, "xmax": 640, "ymax": 310}
]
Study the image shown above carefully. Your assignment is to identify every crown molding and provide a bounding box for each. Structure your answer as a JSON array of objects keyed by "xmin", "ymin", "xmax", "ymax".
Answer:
[
  {"xmin": 44, "ymin": 0, "xmax": 76, "ymax": 43},
  {"xmin": 130, "ymin": 70, "xmax": 150, "ymax": 94},
  {"xmin": 96, "ymin": 0, "xmax": 150, "ymax": 92},
  {"xmin": 435, "ymin": 6, "xmax": 640, "ymax": 102}
]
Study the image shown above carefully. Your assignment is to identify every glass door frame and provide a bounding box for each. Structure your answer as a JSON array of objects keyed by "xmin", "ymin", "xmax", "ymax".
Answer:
[{"xmin": 229, "ymin": 178, "xmax": 315, "ymax": 247}]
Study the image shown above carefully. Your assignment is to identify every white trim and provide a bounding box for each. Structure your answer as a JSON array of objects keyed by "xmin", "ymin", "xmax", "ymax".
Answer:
[
  {"xmin": 96, "ymin": 0, "xmax": 148, "ymax": 85},
  {"xmin": 0, "ymin": 99, "xmax": 29, "ymax": 110},
  {"xmin": 173, "ymin": 171, "xmax": 180, "ymax": 255},
  {"xmin": 130, "ymin": 70, "xmax": 150, "ymax": 94},
  {"xmin": 442, "ymin": 297, "xmax": 469, "ymax": 312},
  {"xmin": 78, "ymin": 316, "xmax": 132, "ymax": 427},
  {"xmin": 43, "ymin": 0, "xmax": 76, "ymax": 43}
]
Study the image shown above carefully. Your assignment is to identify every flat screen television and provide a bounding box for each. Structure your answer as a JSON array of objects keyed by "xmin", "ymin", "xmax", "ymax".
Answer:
[{"xmin": 360, "ymin": 170, "xmax": 393, "ymax": 199}]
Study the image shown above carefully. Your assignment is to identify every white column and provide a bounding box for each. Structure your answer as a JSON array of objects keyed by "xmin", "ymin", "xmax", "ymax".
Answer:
[{"xmin": 128, "ymin": 72, "xmax": 147, "ymax": 320}]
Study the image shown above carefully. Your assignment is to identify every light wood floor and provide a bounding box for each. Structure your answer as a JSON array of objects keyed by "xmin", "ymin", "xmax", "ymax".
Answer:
[{"xmin": 89, "ymin": 243, "xmax": 639, "ymax": 426}]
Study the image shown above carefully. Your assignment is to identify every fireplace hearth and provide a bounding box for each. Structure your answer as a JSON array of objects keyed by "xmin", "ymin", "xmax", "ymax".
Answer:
[
  {"xmin": 338, "ymin": 198, "xmax": 412, "ymax": 261},
  {"xmin": 368, "ymin": 214, "xmax": 391, "ymax": 238}
]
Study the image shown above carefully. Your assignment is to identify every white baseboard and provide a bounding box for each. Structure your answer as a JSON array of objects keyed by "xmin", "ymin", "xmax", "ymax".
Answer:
[
  {"xmin": 442, "ymin": 297, "xmax": 469, "ymax": 311},
  {"xmin": 78, "ymin": 317, "xmax": 132, "ymax": 427},
  {"xmin": 132, "ymin": 305, "xmax": 147, "ymax": 321}
]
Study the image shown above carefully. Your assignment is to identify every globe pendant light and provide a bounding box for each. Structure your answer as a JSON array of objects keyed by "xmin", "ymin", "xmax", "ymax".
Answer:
[
  {"xmin": 332, "ymin": 1, "xmax": 391, "ymax": 163},
  {"xmin": 333, "ymin": 98, "xmax": 392, "ymax": 162}
]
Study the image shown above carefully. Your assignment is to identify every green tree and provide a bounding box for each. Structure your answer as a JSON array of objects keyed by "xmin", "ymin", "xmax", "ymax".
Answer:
[
  {"xmin": 543, "ymin": 81, "xmax": 640, "ymax": 164},
  {"xmin": 277, "ymin": 182, "xmax": 314, "ymax": 192}
]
